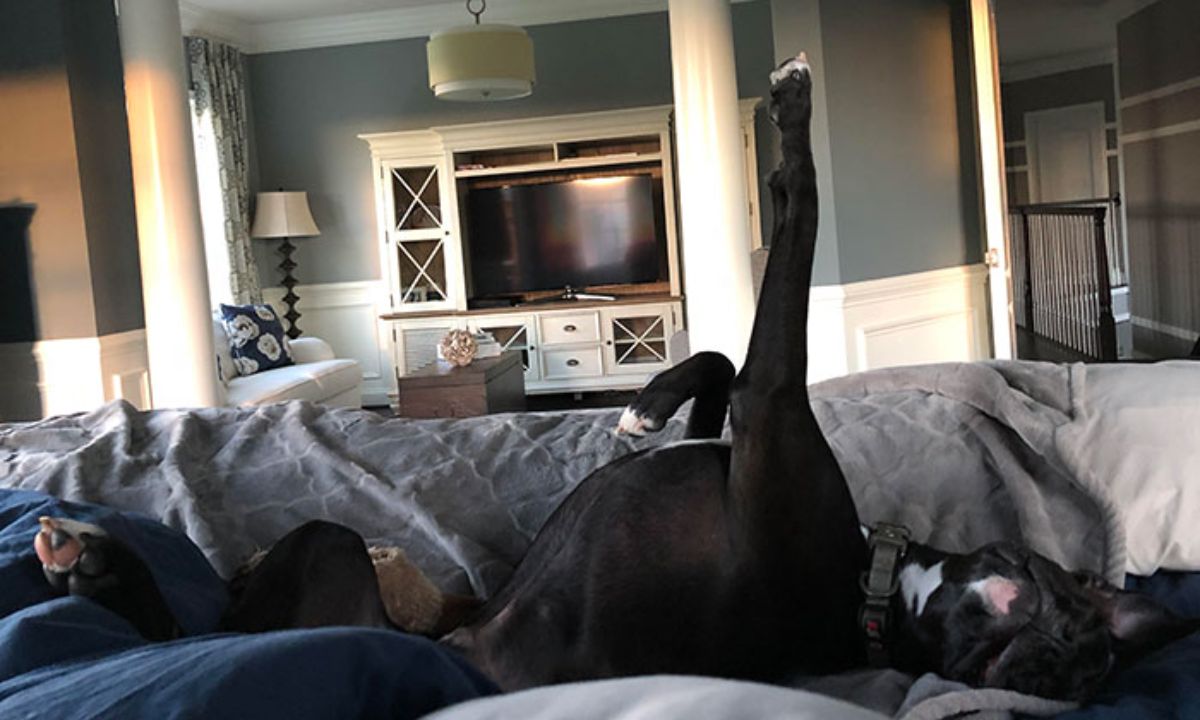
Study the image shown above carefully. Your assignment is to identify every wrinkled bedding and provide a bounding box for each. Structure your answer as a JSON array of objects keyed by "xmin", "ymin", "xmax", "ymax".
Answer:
[
  {"xmin": 1, "ymin": 360, "xmax": 1199, "ymax": 719},
  {"xmin": 0, "ymin": 490, "xmax": 495, "ymax": 719}
]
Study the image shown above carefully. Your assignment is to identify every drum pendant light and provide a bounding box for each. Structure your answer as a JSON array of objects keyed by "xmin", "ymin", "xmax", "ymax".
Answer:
[{"xmin": 427, "ymin": 0, "xmax": 535, "ymax": 101}]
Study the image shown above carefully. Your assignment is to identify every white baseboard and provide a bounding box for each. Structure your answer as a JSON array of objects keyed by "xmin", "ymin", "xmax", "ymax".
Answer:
[
  {"xmin": 807, "ymin": 264, "xmax": 991, "ymax": 383},
  {"xmin": 1131, "ymin": 315, "xmax": 1198, "ymax": 342},
  {"xmin": 0, "ymin": 329, "xmax": 149, "ymax": 421},
  {"xmin": 262, "ymin": 281, "xmax": 393, "ymax": 406}
]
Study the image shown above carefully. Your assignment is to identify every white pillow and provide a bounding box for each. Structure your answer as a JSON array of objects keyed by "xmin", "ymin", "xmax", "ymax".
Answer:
[
  {"xmin": 1063, "ymin": 361, "xmax": 1200, "ymax": 576},
  {"xmin": 212, "ymin": 317, "xmax": 236, "ymax": 386}
]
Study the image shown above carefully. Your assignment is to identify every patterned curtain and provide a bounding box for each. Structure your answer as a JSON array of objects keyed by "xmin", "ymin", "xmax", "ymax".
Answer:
[{"xmin": 186, "ymin": 36, "xmax": 263, "ymax": 306}]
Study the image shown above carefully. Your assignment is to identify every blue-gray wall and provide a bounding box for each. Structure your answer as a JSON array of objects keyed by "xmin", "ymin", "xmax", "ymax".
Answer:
[
  {"xmin": 770, "ymin": 0, "xmax": 983, "ymax": 285},
  {"xmin": 63, "ymin": 0, "xmax": 144, "ymax": 336},
  {"xmin": 821, "ymin": 0, "xmax": 982, "ymax": 284},
  {"xmin": 1118, "ymin": 0, "xmax": 1200, "ymax": 356},
  {"xmin": 0, "ymin": 0, "xmax": 143, "ymax": 340},
  {"xmin": 246, "ymin": 1, "xmax": 777, "ymax": 285}
]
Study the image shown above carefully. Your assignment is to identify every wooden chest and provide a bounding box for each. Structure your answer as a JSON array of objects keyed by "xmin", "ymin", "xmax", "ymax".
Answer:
[{"xmin": 394, "ymin": 351, "xmax": 526, "ymax": 418}]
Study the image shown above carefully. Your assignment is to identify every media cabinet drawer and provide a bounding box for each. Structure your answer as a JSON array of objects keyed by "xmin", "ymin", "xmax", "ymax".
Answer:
[
  {"xmin": 539, "ymin": 313, "xmax": 601, "ymax": 345},
  {"xmin": 542, "ymin": 346, "xmax": 604, "ymax": 379}
]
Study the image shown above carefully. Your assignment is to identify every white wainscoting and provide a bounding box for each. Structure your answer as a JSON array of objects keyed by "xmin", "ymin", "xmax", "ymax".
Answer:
[
  {"xmin": 0, "ymin": 329, "xmax": 150, "ymax": 421},
  {"xmin": 261, "ymin": 268, "xmax": 989, "ymax": 405},
  {"xmin": 807, "ymin": 264, "xmax": 991, "ymax": 383},
  {"xmin": 263, "ymin": 281, "xmax": 393, "ymax": 407}
]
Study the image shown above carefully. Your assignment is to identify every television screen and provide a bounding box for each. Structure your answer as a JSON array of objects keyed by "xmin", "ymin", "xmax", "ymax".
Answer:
[{"xmin": 463, "ymin": 174, "xmax": 668, "ymax": 300}]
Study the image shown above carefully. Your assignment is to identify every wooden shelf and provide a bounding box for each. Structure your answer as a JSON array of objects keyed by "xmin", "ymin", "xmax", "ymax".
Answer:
[
  {"xmin": 381, "ymin": 294, "xmax": 682, "ymax": 321},
  {"xmin": 454, "ymin": 153, "xmax": 662, "ymax": 179},
  {"xmin": 558, "ymin": 134, "xmax": 661, "ymax": 159},
  {"xmin": 454, "ymin": 145, "xmax": 555, "ymax": 171}
]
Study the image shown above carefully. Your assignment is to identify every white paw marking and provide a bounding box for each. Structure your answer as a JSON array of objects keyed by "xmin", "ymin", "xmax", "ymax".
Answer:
[
  {"xmin": 899, "ymin": 561, "xmax": 944, "ymax": 617},
  {"xmin": 769, "ymin": 52, "xmax": 811, "ymax": 85},
  {"xmin": 968, "ymin": 576, "xmax": 1021, "ymax": 616},
  {"xmin": 616, "ymin": 407, "xmax": 656, "ymax": 436}
]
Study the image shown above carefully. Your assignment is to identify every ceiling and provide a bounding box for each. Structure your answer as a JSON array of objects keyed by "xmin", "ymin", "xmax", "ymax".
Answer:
[
  {"xmin": 994, "ymin": 0, "xmax": 1157, "ymax": 77},
  {"xmin": 182, "ymin": 0, "xmax": 1159, "ymax": 66},
  {"xmin": 178, "ymin": 0, "xmax": 722, "ymax": 53},
  {"xmin": 186, "ymin": 0, "xmax": 462, "ymax": 24}
]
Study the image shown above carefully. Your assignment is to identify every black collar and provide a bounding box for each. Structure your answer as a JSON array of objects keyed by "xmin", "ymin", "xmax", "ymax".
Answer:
[{"xmin": 859, "ymin": 523, "xmax": 910, "ymax": 667}]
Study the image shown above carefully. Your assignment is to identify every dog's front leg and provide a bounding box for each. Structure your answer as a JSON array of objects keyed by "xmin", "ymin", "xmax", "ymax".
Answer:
[
  {"xmin": 726, "ymin": 55, "xmax": 868, "ymax": 670},
  {"xmin": 617, "ymin": 351, "xmax": 735, "ymax": 439}
]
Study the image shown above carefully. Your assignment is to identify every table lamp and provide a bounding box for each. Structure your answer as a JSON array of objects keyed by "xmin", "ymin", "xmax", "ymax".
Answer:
[{"xmin": 251, "ymin": 191, "xmax": 320, "ymax": 339}]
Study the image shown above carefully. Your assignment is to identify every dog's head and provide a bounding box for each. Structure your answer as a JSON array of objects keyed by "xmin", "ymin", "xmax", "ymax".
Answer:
[{"xmin": 895, "ymin": 543, "xmax": 1196, "ymax": 700}]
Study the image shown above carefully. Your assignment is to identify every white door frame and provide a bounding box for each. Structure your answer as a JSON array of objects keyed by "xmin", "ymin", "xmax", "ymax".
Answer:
[
  {"xmin": 967, "ymin": 0, "xmax": 1014, "ymax": 359},
  {"xmin": 1024, "ymin": 101, "xmax": 1109, "ymax": 203}
]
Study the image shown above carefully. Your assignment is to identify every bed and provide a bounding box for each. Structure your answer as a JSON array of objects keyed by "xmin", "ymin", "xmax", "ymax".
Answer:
[{"xmin": 1, "ymin": 359, "xmax": 1198, "ymax": 719}]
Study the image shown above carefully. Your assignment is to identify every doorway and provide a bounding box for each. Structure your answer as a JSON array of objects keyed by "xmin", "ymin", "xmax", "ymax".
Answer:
[{"xmin": 1025, "ymin": 102, "xmax": 1108, "ymax": 203}]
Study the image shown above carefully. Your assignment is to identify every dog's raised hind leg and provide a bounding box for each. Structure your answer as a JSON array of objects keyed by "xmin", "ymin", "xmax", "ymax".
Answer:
[
  {"xmin": 616, "ymin": 351, "xmax": 735, "ymax": 439},
  {"xmin": 726, "ymin": 55, "xmax": 868, "ymax": 670}
]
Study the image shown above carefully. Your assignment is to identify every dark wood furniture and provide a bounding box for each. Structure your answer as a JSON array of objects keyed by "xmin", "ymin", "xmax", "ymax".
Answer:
[{"xmin": 394, "ymin": 351, "xmax": 526, "ymax": 418}]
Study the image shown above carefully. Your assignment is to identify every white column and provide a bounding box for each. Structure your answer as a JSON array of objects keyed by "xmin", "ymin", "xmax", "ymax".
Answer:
[
  {"xmin": 668, "ymin": 0, "xmax": 756, "ymax": 368},
  {"xmin": 118, "ymin": 0, "xmax": 221, "ymax": 408}
]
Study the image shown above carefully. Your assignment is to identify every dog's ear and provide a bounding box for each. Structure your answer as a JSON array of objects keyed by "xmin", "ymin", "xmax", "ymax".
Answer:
[{"xmin": 1077, "ymin": 573, "xmax": 1199, "ymax": 664}]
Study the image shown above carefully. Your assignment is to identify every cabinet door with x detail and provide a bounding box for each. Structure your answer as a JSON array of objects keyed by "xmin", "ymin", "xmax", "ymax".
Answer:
[
  {"xmin": 601, "ymin": 304, "xmax": 676, "ymax": 376},
  {"xmin": 382, "ymin": 158, "xmax": 463, "ymax": 311}
]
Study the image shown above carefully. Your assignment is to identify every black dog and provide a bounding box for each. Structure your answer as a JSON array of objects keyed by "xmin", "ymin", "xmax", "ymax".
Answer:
[
  {"xmin": 34, "ymin": 55, "xmax": 1196, "ymax": 702},
  {"xmin": 439, "ymin": 55, "xmax": 1197, "ymax": 699}
]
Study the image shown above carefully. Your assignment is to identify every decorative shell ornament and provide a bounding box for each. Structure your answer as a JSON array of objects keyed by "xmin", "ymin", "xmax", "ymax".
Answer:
[{"xmin": 439, "ymin": 329, "xmax": 478, "ymax": 367}]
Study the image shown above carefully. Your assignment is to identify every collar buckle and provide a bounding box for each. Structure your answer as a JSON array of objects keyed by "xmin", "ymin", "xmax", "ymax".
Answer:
[{"xmin": 859, "ymin": 522, "xmax": 910, "ymax": 668}]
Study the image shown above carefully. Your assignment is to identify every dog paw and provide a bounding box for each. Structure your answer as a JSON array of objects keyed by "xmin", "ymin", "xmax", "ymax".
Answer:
[
  {"xmin": 769, "ymin": 52, "xmax": 810, "ymax": 86},
  {"xmin": 615, "ymin": 406, "xmax": 663, "ymax": 436},
  {"xmin": 34, "ymin": 517, "xmax": 119, "ymax": 598}
]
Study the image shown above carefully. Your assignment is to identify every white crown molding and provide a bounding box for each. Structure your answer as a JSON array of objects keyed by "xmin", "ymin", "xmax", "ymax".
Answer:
[
  {"xmin": 179, "ymin": 1, "xmax": 255, "ymax": 49},
  {"xmin": 222, "ymin": 0, "xmax": 752, "ymax": 55},
  {"xmin": 1000, "ymin": 47, "xmax": 1116, "ymax": 84}
]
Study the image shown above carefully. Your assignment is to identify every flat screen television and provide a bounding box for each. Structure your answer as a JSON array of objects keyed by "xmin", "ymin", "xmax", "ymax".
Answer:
[{"xmin": 463, "ymin": 174, "xmax": 668, "ymax": 302}]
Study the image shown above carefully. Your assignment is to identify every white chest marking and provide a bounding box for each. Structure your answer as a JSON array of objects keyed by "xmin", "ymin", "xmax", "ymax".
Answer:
[{"xmin": 899, "ymin": 561, "xmax": 944, "ymax": 617}]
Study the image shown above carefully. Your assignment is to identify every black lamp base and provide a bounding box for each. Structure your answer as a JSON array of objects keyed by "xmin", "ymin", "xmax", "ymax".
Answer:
[{"xmin": 278, "ymin": 237, "xmax": 302, "ymax": 339}]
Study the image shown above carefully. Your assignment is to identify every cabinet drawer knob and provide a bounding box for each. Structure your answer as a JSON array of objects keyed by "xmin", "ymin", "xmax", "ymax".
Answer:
[
  {"xmin": 563, "ymin": 324, "xmax": 577, "ymax": 332},
  {"xmin": 566, "ymin": 358, "xmax": 580, "ymax": 367}
]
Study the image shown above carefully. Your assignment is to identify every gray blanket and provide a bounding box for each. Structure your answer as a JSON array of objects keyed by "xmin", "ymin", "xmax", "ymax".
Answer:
[{"xmin": 0, "ymin": 360, "xmax": 1127, "ymax": 718}]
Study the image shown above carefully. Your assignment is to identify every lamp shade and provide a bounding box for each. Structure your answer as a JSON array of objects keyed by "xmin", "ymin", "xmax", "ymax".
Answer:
[
  {"xmin": 251, "ymin": 191, "xmax": 320, "ymax": 238},
  {"xmin": 427, "ymin": 23, "xmax": 535, "ymax": 101}
]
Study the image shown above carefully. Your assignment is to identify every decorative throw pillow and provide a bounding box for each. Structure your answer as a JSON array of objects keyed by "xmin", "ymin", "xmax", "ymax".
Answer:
[
  {"xmin": 212, "ymin": 316, "xmax": 237, "ymax": 385},
  {"xmin": 218, "ymin": 303, "xmax": 294, "ymax": 376}
]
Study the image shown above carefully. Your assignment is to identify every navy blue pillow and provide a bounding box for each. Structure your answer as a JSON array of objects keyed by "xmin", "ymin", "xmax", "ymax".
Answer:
[{"xmin": 218, "ymin": 303, "xmax": 294, "ymax": 376}]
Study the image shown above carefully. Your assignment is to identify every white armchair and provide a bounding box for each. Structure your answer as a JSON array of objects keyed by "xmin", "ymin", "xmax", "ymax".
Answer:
[{"xmin": 213, "ymin": 320, "xmax": 362, "ymax": 408}]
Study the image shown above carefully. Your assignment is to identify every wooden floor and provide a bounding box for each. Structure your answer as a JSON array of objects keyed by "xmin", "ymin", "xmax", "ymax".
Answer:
[
  {"xmin": 525, "ymin": 390, "xmax": 637, "ymax": 412},
  {"xmin": 1015, "ymin": 327, "xmax": 1092, "ymax": 363}
]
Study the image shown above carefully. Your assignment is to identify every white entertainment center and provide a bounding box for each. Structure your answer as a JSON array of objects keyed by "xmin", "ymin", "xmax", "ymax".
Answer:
[{"xmin": 361, "ymin": 100, "xmax": 761, "ymax": 397}]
